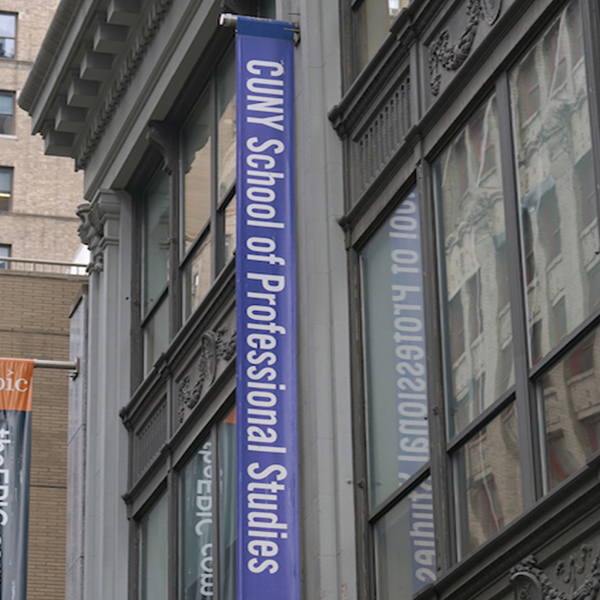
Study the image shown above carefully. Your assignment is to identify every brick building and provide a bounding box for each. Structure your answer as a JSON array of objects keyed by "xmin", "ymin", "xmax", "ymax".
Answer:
[
  {"xmin": 0, "ymin": 269, "xmax": 86, "ymax": 599},
  {"xmin": 0, "ymin": 1, "xmax": 86, "ymax": 599},
  {"xmin": 0, "ymin": 0, "xmax": 83, "ymax": 262}
]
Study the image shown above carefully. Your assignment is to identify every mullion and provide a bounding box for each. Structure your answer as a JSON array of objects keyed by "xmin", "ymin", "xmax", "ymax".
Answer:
[
  {"xmin": 528, "ymin": 304, "xmax": 600, "ymax": 380},
  {"xmin": 495, "ymin": 72, "xmax": 541, "ymax": 507},
  {"xmin": 581, "ymin": 0, "xmax": 600, "ymax": 241},
  {"xmin": 140, "ymin": 285, "xmax": 169, "ymax": 328},
  {"xmin": 446, "ymin": 388, "xmax": 516, "ymax": 454},
  {"xmin": 419, "ymin": 159, "xmax": 454, "ymax": 571},
  {"xmin": 367, "ymin": 464, "xmax": 430, "ymax": 524}
]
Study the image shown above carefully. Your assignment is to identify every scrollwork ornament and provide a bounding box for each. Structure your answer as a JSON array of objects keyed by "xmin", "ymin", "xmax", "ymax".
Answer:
[
  {"xmin": 511, "ymin": 548, "xmax": 600, "ymax": 600},
  {"xmin": 429, "ymin": 0, "xmax": 503, "ymax": 96},
  {"xmin": 176, "ymin": 328, "xmax": 237, "ymax": 423}
]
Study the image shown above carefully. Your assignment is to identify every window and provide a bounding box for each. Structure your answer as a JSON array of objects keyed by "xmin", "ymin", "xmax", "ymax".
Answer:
[
  {"xmin": 0, "ymin": 167, "xmax": 12, "ymax": 211},
  {"xmin": 355, "ymin": 0, "xmax": 410, "ymax": 71},
  {"xmin": 544, "ymin": 23, "xmax": 567, "ymax": 91},
  {"xmin": 179, "ymin": 409, "xmax": 236, "ymax": 600},
  {"xmin": 518, "ymin": 52, "xmax": 540, "ymax": 120},
  {"xmin": 435, "ymin": 93, "xmax": 512, "ymax": 439},
  {"xmin": 138, "ymin": 493, "xmax": 168, "ymax": 600},
  {"xmin": 0, "ymin": 13, "xmax": 15, "ymax": 59},
  {"xmin": 467, "ymin": 270, "xmax": 483, "ymax": 342},
  {"xmin": 576, "ymin": 152, "xmax": 597, "ymax": 229},
  {"xmin": 0, "ymin": 244, "xmax": 9, "ymax": 269},
  {"xmin": 134, "ymin": 45, "xmax": 237, "ymax": 378},
  {"xmin": 352, "ymin": 3, "xmax": 600, "ymax": 588},
  {"xmin": 0, "ymin": 91, "xmax": 13, "ymax": 134},
  {"xmin": 470, "ymin": 104, "xmax": 497, "ymax": 178},
  {"xmin": 181, "ymin": 46, "xmax": 236, "ymax": 319},
  {"xmin": 511, "ymin": 1, "xmax": 596, "ymax": 363},
  {"xmin": 360, "ymin": 190, "xmax": 434, "ymax": 600}
]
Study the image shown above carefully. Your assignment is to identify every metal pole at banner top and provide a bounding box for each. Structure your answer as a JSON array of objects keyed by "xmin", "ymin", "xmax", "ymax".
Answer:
[{"xmin": 33, "ymin": 358, "xmax": 79, "ymax": 379}]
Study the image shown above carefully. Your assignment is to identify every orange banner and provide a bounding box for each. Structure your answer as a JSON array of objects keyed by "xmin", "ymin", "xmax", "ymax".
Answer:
[{"xmin": 0, "ymin": 358, "xmax": 34, "ymax": 412}]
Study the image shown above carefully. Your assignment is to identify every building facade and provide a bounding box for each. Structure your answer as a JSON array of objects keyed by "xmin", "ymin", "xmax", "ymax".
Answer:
[
  {"xmin": 0, "ymin": 0, "xmax": 83, "ymax": 263},
  {"xmin": 0, "ymin": 2, "xmax": 86, "ymax": 599},
  {"xmin": 0, "ymin": 268, "xmax": 86, "ymax": 600},
  {"xmin": 19, "ymin": 0, "xmax": 600, "ymax": 600}
]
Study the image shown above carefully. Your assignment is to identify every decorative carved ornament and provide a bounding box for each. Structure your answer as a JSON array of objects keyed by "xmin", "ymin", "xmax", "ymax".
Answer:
[
  {"xmin": 177, "ymin": 330, "xmax": 236, "ymax": 423},
  {"xmin": 428, "ymin": 0, "xmax": 503, "ymax": 96},
  {"xmin": 511, "ymin": 546, "xmax": 600, "ymax": 600},
  {"xmin": 76, "ymin": 195, "xmax": 120, "ymax": 273}
]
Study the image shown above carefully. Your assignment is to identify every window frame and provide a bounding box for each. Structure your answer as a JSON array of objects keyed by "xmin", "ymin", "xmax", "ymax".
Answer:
[{"xmin": 128, "ymin": 32, "xmax": 237, "ymax": 387}]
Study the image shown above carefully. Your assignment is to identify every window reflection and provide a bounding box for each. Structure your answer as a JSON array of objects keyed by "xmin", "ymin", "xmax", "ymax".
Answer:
[
  {"xmin": 218, "ymin": 49, "xmax": 236, "ymax": 201},
  {"xmin": 373, "ymin": 479, "xmax": 435, "ymax": 600},
  {"xmin": 357, "ymin": 0, "xmax": 410, "ymax": 70},
  {"xmin": 182, "ymin": 91, "xmax": 212, "ymax": 253},
  {"xmin": 142, "ymin": 170, "xmax": 169, "ymax": 315},
  {"xmin": 540, "ymin": 329, "xmax": 600, "ymax": 491},
  {"xmin": 510, "ymin": 0, "xmax": 598, "ymax": 364},
  {"xmin": 434, "ymin": 94, "xmax": 514, "ymax": 439},
  {"xmin": 183, "ymin": 233, "xmax": 212, "ymax": 319},
  {"xmin": 454, "ymin": 403, "xmax": 522, "ymax": 557}
]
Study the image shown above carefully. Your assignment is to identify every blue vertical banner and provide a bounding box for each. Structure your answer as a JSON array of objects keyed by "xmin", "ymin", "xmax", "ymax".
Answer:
[{"xmin": 235, "ymin": 16, "xmax": 300, "ymax": 600}]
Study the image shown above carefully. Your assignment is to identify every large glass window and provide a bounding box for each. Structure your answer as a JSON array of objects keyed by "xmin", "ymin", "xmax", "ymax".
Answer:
[
  {"xmin": 178, "ymin": 407, "xmax": 237, "ymax": 600},
  {"xmin": 137, "ymin": 45, "xmax": 237, "ymax": 378},
  {"xmin": 434, "ymin": 94, "xmax": 513, "ymax": 440},
  {"xmin": 361, "ymin": 188, "xmax": 435, "ymax": 600},
  {"xmin": 181, "ymin": 47, "xmax": 236, "ymax": 319},
  {"xmin": 141, "ymin": 168, "xmax": 170, "ymax": 375},
  {"xmin": 510, "ymin": 1, "xmax": 597, "ymax": 366},
  {"xmin": 352, "ymin": 0, "xmax": 600, "ymax": 593}
]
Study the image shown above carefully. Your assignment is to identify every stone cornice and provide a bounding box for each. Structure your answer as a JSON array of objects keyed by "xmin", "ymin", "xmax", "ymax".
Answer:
[{"xmin": 75, "ymin": 0, "xmax": 175, "ymax": 170}]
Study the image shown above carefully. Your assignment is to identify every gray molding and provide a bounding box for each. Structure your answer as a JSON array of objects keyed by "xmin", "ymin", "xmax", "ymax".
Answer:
[
  {"xmin": 428, "ymin": 0, "xmax": 503, "ymax": 97},
  {"xmin": 511, "ymin": 546, "xmax": 600, "ymax": 600}
]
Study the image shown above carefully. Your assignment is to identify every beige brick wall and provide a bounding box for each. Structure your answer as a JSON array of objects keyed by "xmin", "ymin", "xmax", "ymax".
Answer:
[
  {"xmin": 0, "ymin": 0, "xmax": 83, "ymax": 262},
  {"xmin": 0, "ymin": 269, "xmax": 86, "ymax": 600}
]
